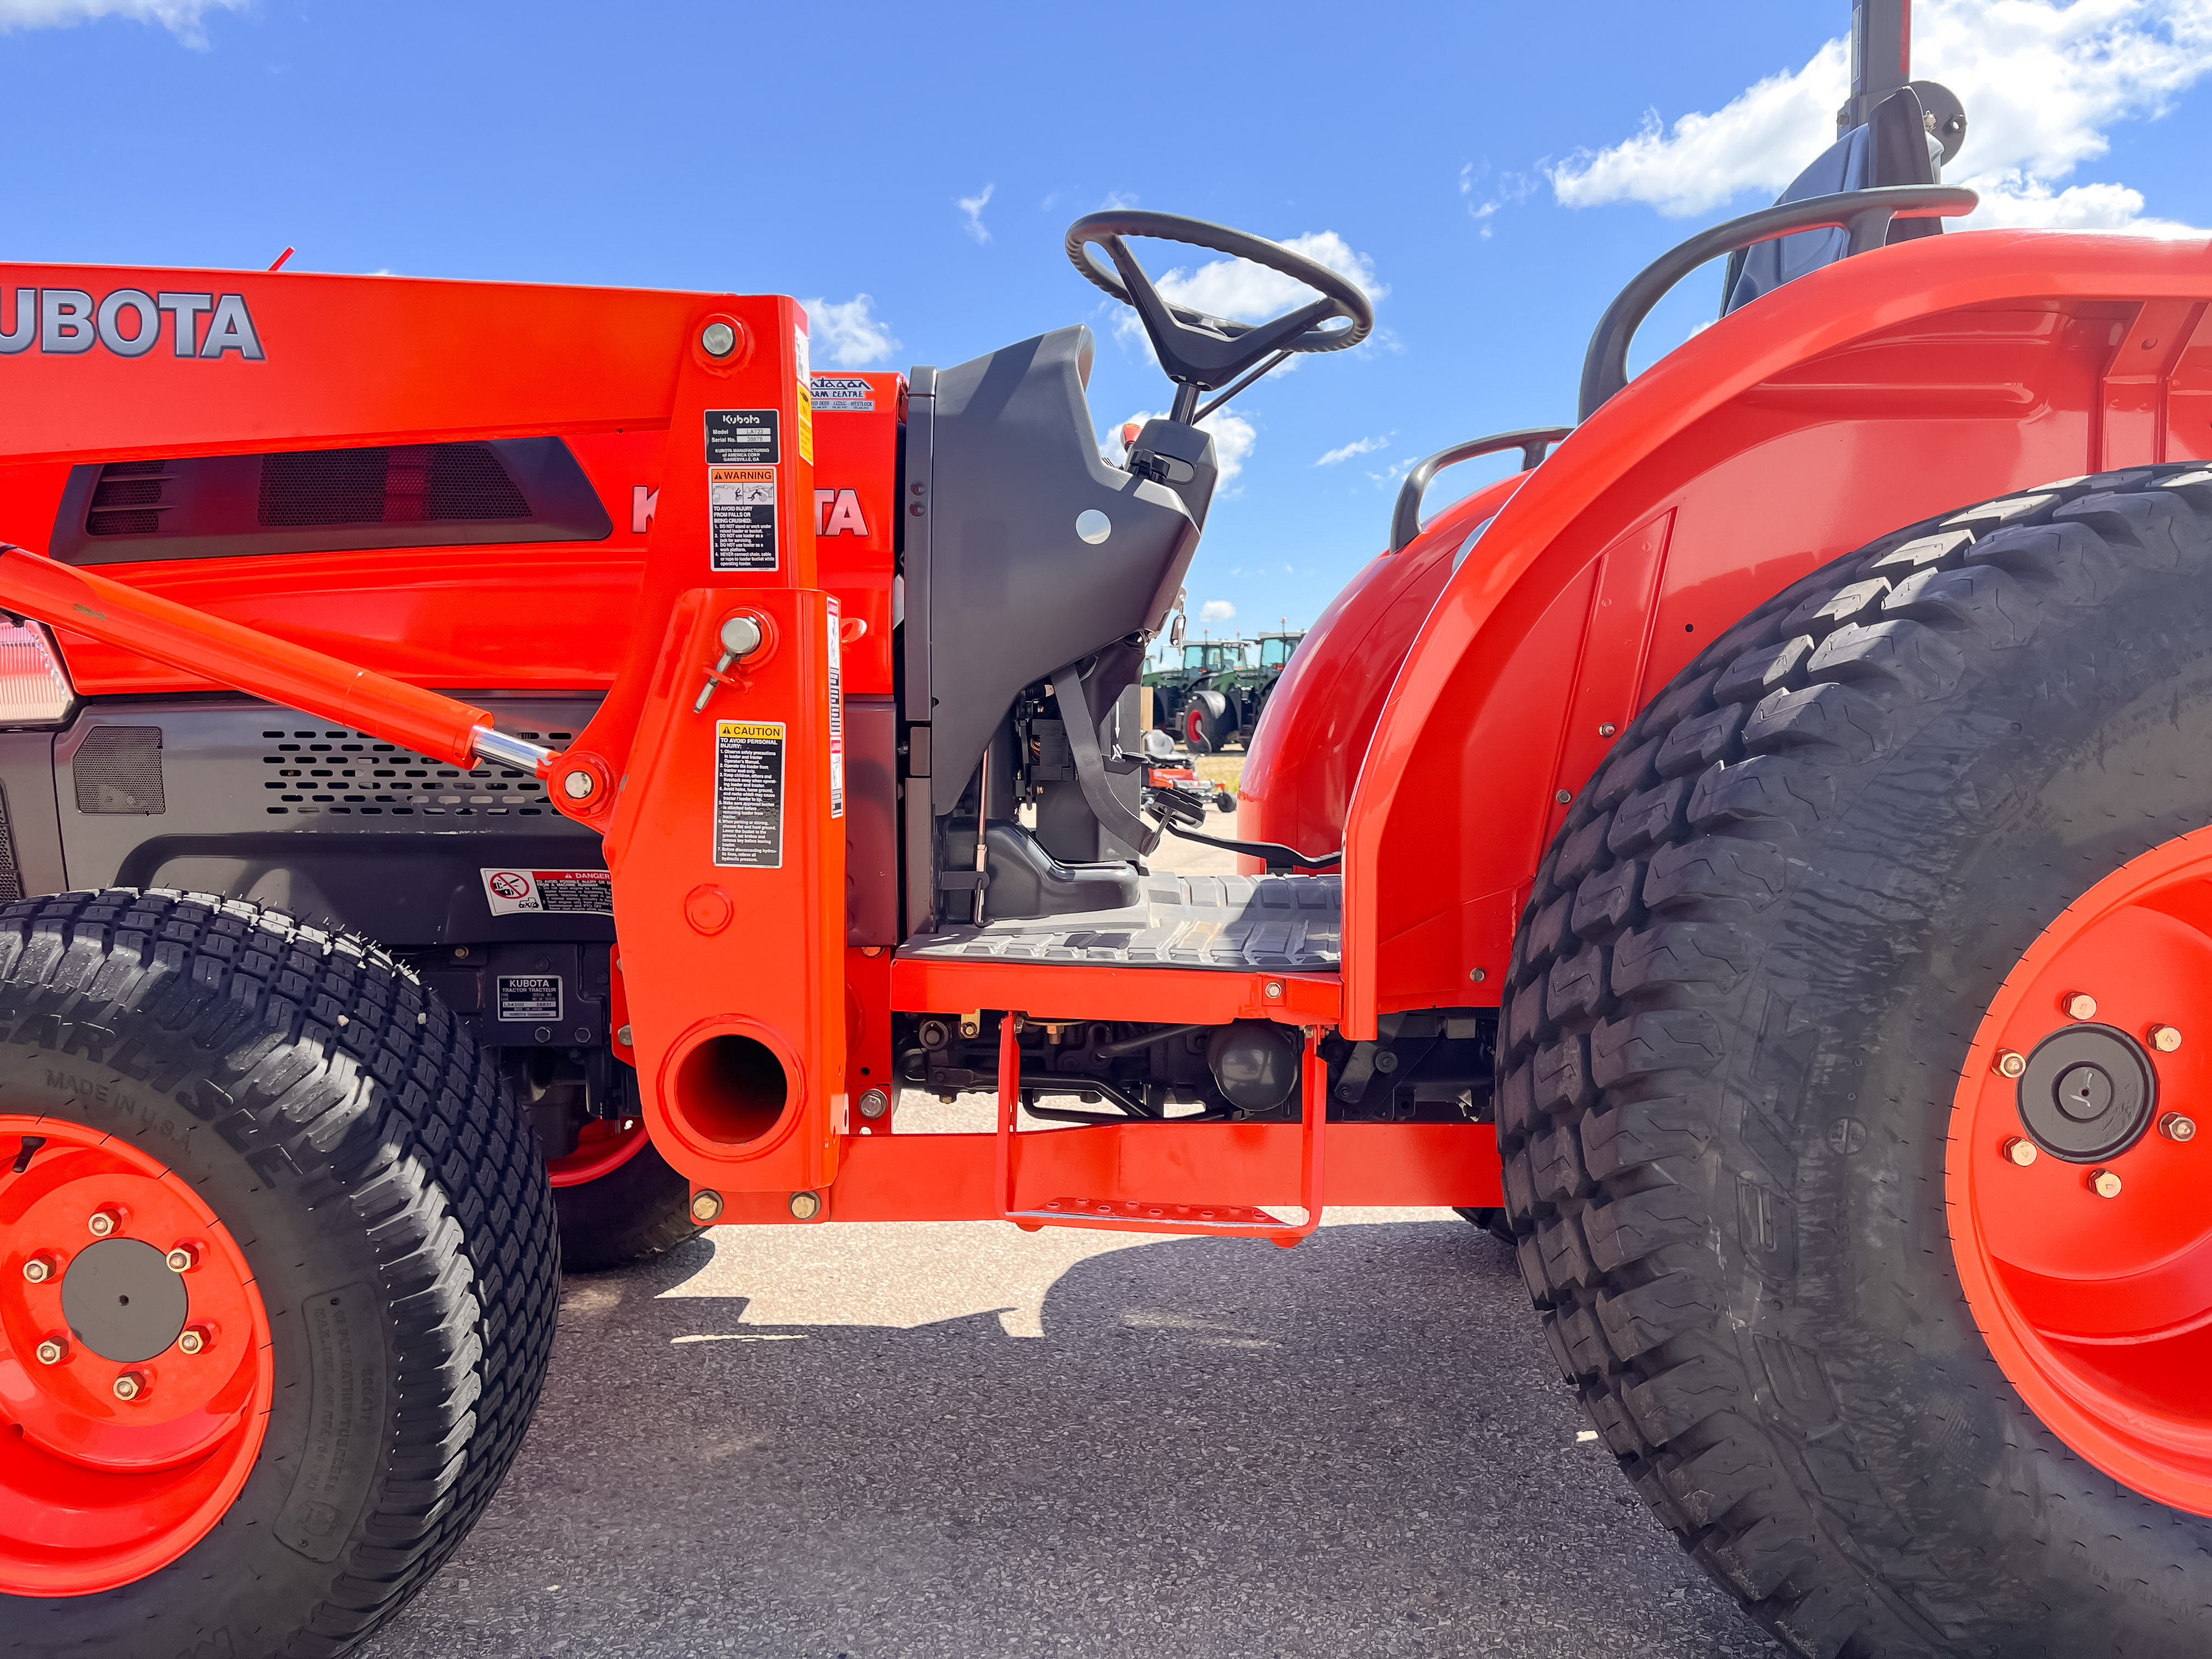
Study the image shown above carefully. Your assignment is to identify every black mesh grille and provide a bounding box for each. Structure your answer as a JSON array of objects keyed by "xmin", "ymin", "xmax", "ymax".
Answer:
[
  {"xmin": 257, "ymin": 726, "xmax": 573, "ymax": 817},
  {"xmin": 0, "ymin": 785, "xmax": 24, "ymax": 904},
  {"xmin": 74, "ymin": 726, "xmax": 166, "ymax": 815},
  {"xmin": 86, "ymin": 461, "xmax": 174, "ymax": 538},
  {"xmin": 258, "ymin": 444, "xmax": 530, "ymax": 528}
]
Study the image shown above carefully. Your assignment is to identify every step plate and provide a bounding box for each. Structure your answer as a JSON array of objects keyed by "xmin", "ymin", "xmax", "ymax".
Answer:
[{"xmin": 900, "ymin": 872, "xmax": 1341, "ymax": 971}]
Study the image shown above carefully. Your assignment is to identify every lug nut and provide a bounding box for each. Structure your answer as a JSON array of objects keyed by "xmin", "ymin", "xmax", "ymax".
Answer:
[
  {"xmin": 112, "ymin": 1372, "xmax": 146, "ymax": 1402},
  {"xmin": 21, "ymin": 1254, "xmax": 57, "ymax": 1284},
  {"xmin": 2151, "ymin": 1024, "xmax": 2183, "ymax": 1053},
  {"xmin": 2003, "ymin": 1137, "xmax": 2039, "ymax": 1167},
  {"xmin": 164, "ymin": 1244, "xmax": 199, "ymax": 1273},
  {"xmin": 788, "ymin": 1190, "xmax": 822, "ymax": 1220},
  {"xmin": 689, "ymin": 1189, "xmax": 724, "ymax": 1223},
  {"xmin": 2064, "ymin": 993, "xmax": 2098, "ymax": 1020},
  {"xmin": 34, "ymin": 1337, "xmax": 65, "ymax": 1365},
  {"xmin": 177, "ymin": 1326, "xmax": 211, "ymax": 1356},
  {"xmin": 2160, "ymin": 1113, "xmax": 2197, "ymax": 1142},
  {"xmin": 857, "ymin": 1088, "xmax": 889, "ymax": 1120},
  {"xmin": 1996, "ymin": 1050, "xmax": 2027, "ymax": 1079},
  {"xmin": 2091, "ymin": 1169, "xmax": 2124, "ymax": 1199},
  {"xmin": 87, "ymin": 1208, "xmax": 121, "ymax": 1238}
]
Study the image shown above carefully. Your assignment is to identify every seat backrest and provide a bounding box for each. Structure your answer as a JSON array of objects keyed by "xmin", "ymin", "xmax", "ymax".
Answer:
[{"xmin": 1722, "ymin": 86, "xmax": 1938, "ymax": 315}]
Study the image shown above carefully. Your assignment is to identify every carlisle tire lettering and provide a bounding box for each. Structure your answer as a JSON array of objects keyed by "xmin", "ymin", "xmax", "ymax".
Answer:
[{"xmin": 0, "ymin": 286, "xmax": 263, "ymax": 360}]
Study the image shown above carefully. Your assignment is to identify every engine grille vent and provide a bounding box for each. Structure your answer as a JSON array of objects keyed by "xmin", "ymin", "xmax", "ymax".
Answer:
[
  {"xmin": 257, "ymin": 443, "xmax": 531, "ymax": 529},
  {"xmin": 258, "ymin": 727, "xmax": 573, "ymax": 817},
  {"xmin": 86, "ymin": 460, "xmax": 174, "ymax": 539},
  {"xmin": 74, "ymin": 726, "xmax": 166, "ymax": 815}
]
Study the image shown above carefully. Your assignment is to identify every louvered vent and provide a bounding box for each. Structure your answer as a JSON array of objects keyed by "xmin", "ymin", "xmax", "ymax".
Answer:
[
  {"xmin": 258, "ymin": 444, "xmax": 531, "ymax": 528},
  {"xmin": 86, "ymin": 460, "xmax": 172, "ymax": 538},
  {"xmin": 258, "ymin": 727, "xmax": 574, "ymax": 817}
]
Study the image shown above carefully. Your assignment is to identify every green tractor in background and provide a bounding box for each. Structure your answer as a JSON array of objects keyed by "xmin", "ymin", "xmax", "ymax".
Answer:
[
  {"xmin": 1144, "ymin": 634, "xmax": 1253, "ymax": 747},
  {"xmin": 1175, "ymin": 629, "xmax": 1306, "ymax": 754}
]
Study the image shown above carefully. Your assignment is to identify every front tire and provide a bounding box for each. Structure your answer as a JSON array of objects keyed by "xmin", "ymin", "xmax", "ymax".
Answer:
[
  {"xmin": 0, "ymin": 890, "xmax": 558, "ymax": 1656},
  {"xmin": 1500, "ymin": 468, "xmax": 2212, "ymax": 1656}
]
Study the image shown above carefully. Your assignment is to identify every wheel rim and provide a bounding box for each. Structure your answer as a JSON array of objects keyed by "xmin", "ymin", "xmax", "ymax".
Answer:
[
  {"xmin": 1950, "ymin": 827, "xmax": 2212, "ymax": 1515},
  {"xmin": 546, "ymin": 1117, "xmax": 650, "ymax": 1188},
  {"xmin": 0, "ymin": 1114, "xmax": 274, "ymax": 1594}
]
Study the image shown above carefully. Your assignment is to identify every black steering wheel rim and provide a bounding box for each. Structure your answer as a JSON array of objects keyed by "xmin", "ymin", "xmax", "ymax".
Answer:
[{"xmin": 1066, "ymin": 210, "xmax": 1376, "ymax": 394}]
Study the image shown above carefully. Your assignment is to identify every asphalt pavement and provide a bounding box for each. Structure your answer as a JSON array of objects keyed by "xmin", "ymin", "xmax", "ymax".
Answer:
[{"xmin": 359, "ymin": 792, "xmax": 1779, "ymax": 1659}]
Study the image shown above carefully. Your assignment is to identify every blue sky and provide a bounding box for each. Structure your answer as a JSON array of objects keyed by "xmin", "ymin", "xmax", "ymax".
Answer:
[{"xmin": 9, "ymin": 0, "xmax": 2212, "ymax": 644}]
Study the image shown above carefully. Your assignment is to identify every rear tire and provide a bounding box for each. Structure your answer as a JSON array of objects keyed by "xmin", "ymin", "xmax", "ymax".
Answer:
[
  {"xmin": 554, "ymin": 1133, "xmax": 703, "ymax": 1272},
  {"xmin": 0, "ymin": 889, "xmax": 558, "ymax": 1656},
  {"xmin": 1499, "ymin": 468, "xmax": 2212, "ymax": 1657}
]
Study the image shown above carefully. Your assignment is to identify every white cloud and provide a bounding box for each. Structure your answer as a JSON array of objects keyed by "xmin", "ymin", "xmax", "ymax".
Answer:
[
  {"xmin": 798, "ymin": 294, "xmax": 901, "ymax": 368},
  {"xmin": 1152, "ymin": 229, "xmax": 1387, "ymax": 323},
  {"xmin": 957, "ymin": 183, "xmax": 995, "ymax": 244},
  {"xmin": 1107, "ymin": 408, "xmax": 1260, "ymax": 490},
  {"xmin": 1198, "ymin": 600, "xmax": 1237, "ymax": 625},
  {"xmin": 1549, "ymin": 0, "xmax": 2212, "ymax": 236},
  {"xmin": 1460, "ymin": 162, "xmax": 1540, "ymax": 239},
  {"xmin": 1316, "ymin": 435, "xmax": 1389, "ymax": 466},
  {"xmin": 0, "ymin": 0, "xmax": 243, "ymax": 43}
]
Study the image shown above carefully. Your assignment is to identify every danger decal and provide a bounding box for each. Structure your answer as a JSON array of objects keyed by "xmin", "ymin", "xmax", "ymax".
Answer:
[
  {"xmin": 714, "ymin": 720, "xmax": 786, "ymax": 868},
  {"xmin": 480, "ymin": 867, "xmax": 613, "ymax": 917}
]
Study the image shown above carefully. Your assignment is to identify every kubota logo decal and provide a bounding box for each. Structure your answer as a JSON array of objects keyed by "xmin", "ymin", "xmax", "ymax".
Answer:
[
  {"xmin": 1, "ymin": 286, "xmax": 265, "ymax": 360},
  {"xmin": 814, "ymin": 488, "xmax": 868, "ymax": 538}
]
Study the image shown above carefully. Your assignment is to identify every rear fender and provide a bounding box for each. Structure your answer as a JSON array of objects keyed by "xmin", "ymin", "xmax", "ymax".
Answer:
[{"xmin": 1339, "ymin": 227, "xmax": 2212, "ymax": 1036}]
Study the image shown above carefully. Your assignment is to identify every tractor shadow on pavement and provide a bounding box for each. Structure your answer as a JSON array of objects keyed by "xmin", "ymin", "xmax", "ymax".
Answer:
[{"xmin": 362, "ymin": 1217, "xmax": 1778, "ymax": 1659}]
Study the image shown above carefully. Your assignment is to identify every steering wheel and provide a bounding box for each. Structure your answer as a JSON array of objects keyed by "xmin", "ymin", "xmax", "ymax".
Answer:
[{"xmin": 1066, "ymin": 211, "xmax": 1375, "ymax": 410}]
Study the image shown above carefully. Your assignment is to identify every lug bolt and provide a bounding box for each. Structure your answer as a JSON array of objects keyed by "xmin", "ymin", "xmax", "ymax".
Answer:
[
  {"xmin": 21, "ymin": 1254, "xmax": 57, "ymax": 1284},
  {"xmin": 164, "ymin": 1244, "xmax": 199, "ymax": 1273},
  {"xmin": 87, "ymin": 1208, "xmax": 122, "ymax": 1238},
  {"xmin": 2160, "ymin": 1113, "xmax": 2197, "ymax": 1142},
  {"xmin": 689, "ymin": 1189, "xmax": 724, "ymax": 1223},
  {"xmin": 177, "ymin": 1325, "xmax": 212, "ymax": 1356},
  {"xmin": 1996, "ymin": 1050, "xmax": 2028, "ymax": 1079},
  {"xmin": 857, "ymin": 1088, "xmax": 889, "ymax": 1120},
  {"xmin": 2003, "ymin": 1137, "xmax": 2039, "ymax": 1167},
  {"xmin": 2091, "ymin": 1169, "xmax": 2124, "ymax": 1199},
  {"xmin": 788, "ymin": 1190, "xmax": 822, "ymax": 1221},
  {"xmin": 2151, "ymin": 1024, "xmax": 2183, "ymax": 1053},
  {"xmin": 34, "ymin": 1337, "xmax": 65, "ymax": 1365},
  {"xmin": 112, "ymin": 1372, "xmax": 146, "ymax": 1402},
  {"xmin": 2064, "ymin": 993, "xmax": 2098, "ymax": 1020}
]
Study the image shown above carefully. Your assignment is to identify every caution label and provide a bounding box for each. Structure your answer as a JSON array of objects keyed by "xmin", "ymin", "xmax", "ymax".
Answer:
[
  {"xmin": 705, "ymin": 409, "xmax": 778, "ymax": 465},
  {"xmin": 794, "ymin": 325, "xmax": 813, "ymax": 464},
  {"xmin": 827, "ymin": 599, "xmax": 844, "ymax": 820},
  {"xmin": 709, "ymin": 466, "xmax": 777, "ymax": 571},
  {"xmin": 480, "ymin": 867, "xmax": 613, "ymax": 917},
  {"xmin": 811, "ymin": 374, "xmax": 873, "ymax": 411},
  {"xmin": 496, "ymin": 974, "xmax": 563, "ymax": 1024},
  {"xmin": 714, "ymin": 719, "xmax": 785, "ymax": 868}
]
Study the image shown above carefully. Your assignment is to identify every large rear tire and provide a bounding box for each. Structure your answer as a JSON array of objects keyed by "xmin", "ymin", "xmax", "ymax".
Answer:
[
  {"xmin": 0, "ymin": 889, "xmax": 558, "ymax": 1656},
  {"xmin": 1499, "ymin": 468, "xmax": 2212, "ymax": 1656}
]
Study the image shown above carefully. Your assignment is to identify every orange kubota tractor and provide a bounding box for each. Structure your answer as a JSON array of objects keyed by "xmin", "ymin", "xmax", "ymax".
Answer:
[{"xmin": 2, "ymin": 2, "xmax": 2210, "ymax": 1652}]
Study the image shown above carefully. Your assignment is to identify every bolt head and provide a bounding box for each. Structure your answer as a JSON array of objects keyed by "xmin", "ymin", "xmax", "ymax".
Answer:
[
  {"xmin": 1996, "ymin": 1050, "xmax": 2028, "ymax": 1079},
  {"xmin": 177, "ymin": 1327, "xmax": 209, "ymax": 1356},
  {"xmin": 960, "ymin": 1021, "xmax": 980, "ymax": 1039},
  {"xmin": 689, "ymin": 1189, "xmax": 724, "ymax": 1224},
  {"xmin": 1598, "ymin": 723, "xmax": 1617, "ymax": 738},
  {"xmin": 2151, "ymin": 1024, "xmax": 2183, "ymax": 1053},
  {"xmin": 21, "ymin": 1255, "xmax": 54, "ymax": 1284},
  {"xmin": 1469, "ymin": 968, "xmax": 1486, "ymax": 983},
  {"xmin": 2004, "ymin": 1137, "xmax": 2039, "ymax": 1167},
  {"xmin": 112, "ymin": 1372, "xmax": 144, "ymax": 1402},
  {"xmin": 699, "ymin": 321, "xmax": 737, "ymax": 358},
  {"xmin": 34, "ymin": 1338, "xmax": 64, "ymax": 1365},
  {"xmin": 1263, "ymin": 980, "xmax": 1284, "ymax": 1000},
  {"xmin": 1554, "ymin": 789, "xmax": 1573, "ymax": 805},
  {"xmin": 2161, "ymin": 1113, "xmax": 2197, "ymax": 1142},
  {"xmin": 858, "ymin": 1088, "xmax": 889, "ymax": 1120},
  {"xmin": 2064, "ymin": 992, "xmax": 2098, "ymax": 1020},
  {"xmin": 164, "ymin": 1244, "xmax": 198, "ymax": 1274},
  {"xmin": 562, "ymin": 769, "xmax": 596, "ymax": 800},
  {"xmin": 87, "ymin": 1209, "xmax": 120, "ymax": 1238},
  {"xmin": 616, "ymin": 1024, "xmax": 634, "ymax": 1047},
  {"xmin": 2091, "ymin": 1169, "xmax": 2124, "ymax": 1199},
  {"xmin": 788, "ymin": 1190, "xmax": 822, "ymax": 1221}
]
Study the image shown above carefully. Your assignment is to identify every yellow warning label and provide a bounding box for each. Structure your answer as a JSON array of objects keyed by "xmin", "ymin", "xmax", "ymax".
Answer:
[{"xmin": 718, "ymin": 720, "xmax": 785, "ymax": 742}]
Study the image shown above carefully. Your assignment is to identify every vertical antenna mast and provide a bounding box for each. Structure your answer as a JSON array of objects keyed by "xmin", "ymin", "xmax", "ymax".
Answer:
[{"xmin": 1839, "ymin": 0, "xmax": 1912, "ymax": 134}]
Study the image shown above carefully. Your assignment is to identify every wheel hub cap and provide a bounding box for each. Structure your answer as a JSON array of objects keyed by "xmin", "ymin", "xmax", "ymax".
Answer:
[
  {"xmin": 2017, "ymin": 1024, "xmax": 2155, "ymax": 1160},
  {"xmin": 61, "ymin": 1238, "xmax": 189, "ymax": 1363}
]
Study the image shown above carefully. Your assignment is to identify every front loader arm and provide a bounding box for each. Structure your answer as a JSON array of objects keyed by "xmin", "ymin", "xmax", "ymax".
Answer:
[{"xmin": 0, "ymin": 543, "xmax": 541, "ymax": 774}]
